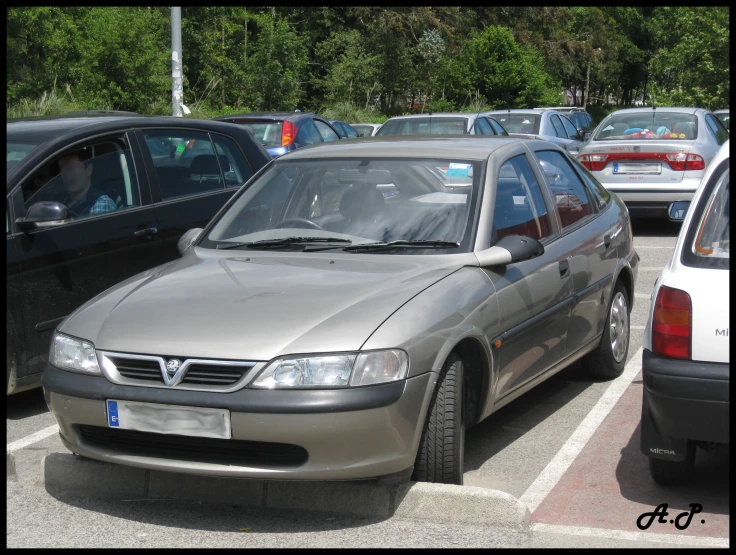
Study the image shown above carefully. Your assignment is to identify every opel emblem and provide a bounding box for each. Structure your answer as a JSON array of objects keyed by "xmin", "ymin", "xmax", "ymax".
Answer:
[
  {"xmin": 633, "ymin": 145, "xmax": 640, "ymax": 152},
  {"xmin": 166, "ymin": 359, "xmax": 181, "ymax": 375}
]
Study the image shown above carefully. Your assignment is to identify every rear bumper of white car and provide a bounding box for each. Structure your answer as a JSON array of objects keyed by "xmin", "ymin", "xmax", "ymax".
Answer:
[
  {"xmin": 641, "ymin": 349, "xmax": 729, "ymax": 461},
  {"xmin": 602, "ymin": 178, "xmax": 701, "ymax": 218}
]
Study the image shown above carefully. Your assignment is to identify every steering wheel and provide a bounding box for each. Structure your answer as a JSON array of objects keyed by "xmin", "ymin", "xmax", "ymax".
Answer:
[{"xmin": 273, "ymin": 218, "xmax": 323, "ymax": 230}]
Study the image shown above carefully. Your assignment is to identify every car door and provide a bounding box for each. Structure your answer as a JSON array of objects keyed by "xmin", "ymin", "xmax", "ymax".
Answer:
[
  {"xmin": 533, "ymin": 147, "xmax": 619, "ymax": 354},
  {"xmin": 314, "ymin": 119, "xmax": 342, "ymax": 142},
  {"xmin": 137, "ymin": 128, "xmax": 255, "ymax": 262},
  {"xmin": 550, "ymin": 113, "xmax": 579, "ymax": 155},
  {"xmin": 10, "ymin": 133, "xmax": 162, "ymax": 376},
  {"xmin": 481, "ymin": 148, "xmax": 574, "ymax": 400},
  {"xmin": 559, "ymin": 114, "xmax": 584, "ymax": 156}
]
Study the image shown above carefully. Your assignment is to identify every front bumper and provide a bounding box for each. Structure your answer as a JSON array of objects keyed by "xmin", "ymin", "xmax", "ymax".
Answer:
[
  {"xmin": 641, "ymin": 349, "xmax": 729, "ymax": 454},
  {"xmin": 42, "ymin": 363, "xmax": 436, "ymax": 480}
]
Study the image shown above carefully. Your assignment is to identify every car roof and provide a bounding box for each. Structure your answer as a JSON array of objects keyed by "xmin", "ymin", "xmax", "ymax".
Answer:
[
  {"xmin": 713, "ymin": 109, "xmax": 729, "ymax": 114},
  {"xmin": 534, "ymin": 107, "xmax": 585, "ymax": 112},
  {"xmin": 384, "ymin": 113, "xmax": 479, "ymax": 120},
  {"xmin": 484, "ymin": 109, "xmax": 550, "ymax": 115},
  {"xmin": 605, "ymin": 107, "xmax": 703, "ymax": 116},
  {"xmin": 273, "ymin": 135, "xmax": 526, "ymax": 161},
  {"xmin": 6, "ymin": 116, "xmax": 240, "ymax": 143},
  {"xmin": 214, "ymin": 112, "xmax": 314, "ymax": 120}
]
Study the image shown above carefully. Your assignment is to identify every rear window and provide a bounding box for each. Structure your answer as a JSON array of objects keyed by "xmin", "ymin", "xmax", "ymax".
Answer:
[
  {"xmin": 682, "ymin": 160, "xmax": 729, "ymax": 270},
  {"xmin": 594, "ymin": 112, "xmax": 698, "ymax": 141},
  {"xmin": 489, "ymin": 114, "xmax": 541, "ymax": 135},
  {"xmin": 229, "ymin": 120, "xmax": 283, "ymax": 147},
  {"xmin": 377, "ymin": 117, "xmax": 468, "ymax": 136},
  {"xmin": 7, "ymin": 141, "xmax": 41, "ymax": 173}
]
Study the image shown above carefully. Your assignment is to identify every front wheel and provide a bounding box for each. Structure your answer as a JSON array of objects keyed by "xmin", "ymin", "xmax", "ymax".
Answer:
[
  {"xmin": 412, "ymin": 352, "xmax": 465, "ymax": 485},
  {"xmin": 582, "ymin": 281, "xmax": 630, "ymax": 379}
]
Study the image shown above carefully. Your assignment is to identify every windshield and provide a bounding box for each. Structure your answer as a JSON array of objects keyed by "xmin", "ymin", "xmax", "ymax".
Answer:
[
  {"xmin": 692, "ymin": 168, "xmax": 729, "ymax": 260},
  {"xmin": 7, "ymin": 141, "xmax": 41, "ymax": 173},
  {"xmin": 377, "ymin": 118, "xmax": 468, "ymax": 136},
  {"xmin": 488, "ymin": 114, "xmax": 541, "ymax": 135},
  {"xmin": 201, "ymin": 157, "xmax": 482, "ymax": 253},
  {"xmin": 594, "ymin": 112, "xmax": 698, "ymax": 141},
  {"xmin": 231, "ymin": 120, "xmax": 284, "ymax": 147}
]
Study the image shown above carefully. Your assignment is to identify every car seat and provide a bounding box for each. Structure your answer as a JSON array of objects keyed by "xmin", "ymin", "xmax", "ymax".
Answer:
[{"xmin": 672, "ymin": 122, "xmax": 696, "ymax": 140}]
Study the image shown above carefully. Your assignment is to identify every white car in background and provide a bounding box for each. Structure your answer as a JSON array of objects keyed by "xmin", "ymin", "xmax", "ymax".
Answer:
[
  {"xmin": 350, "ymin": 123, "xmax": 383, "ymax": 137},
  {"xmin": 640, "ymin": 140, "xmax": 729, "ymax": 485}
]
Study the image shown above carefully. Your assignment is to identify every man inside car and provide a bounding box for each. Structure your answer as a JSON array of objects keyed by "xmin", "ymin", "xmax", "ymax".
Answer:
[{"xmin": 56, "ymin": 150, "xmax": 118, "ymax": 217}]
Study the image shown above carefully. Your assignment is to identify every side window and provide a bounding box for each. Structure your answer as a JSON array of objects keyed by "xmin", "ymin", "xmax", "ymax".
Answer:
[
  {"xmin": 560, "ymin": 115, "xmax": 581, "ymax": 140},
  {"xmin": 705, "ymin": 114, "xmax": 729, "ymax": 145},
  {"xmin": 474, "ymin": 118, "xmax": 493, "ymax": 135},
  {"xmin": 489, "ymin": 118, "xmax": 508, "ymax": 136},
  {"xmin": 295, "ymin": 119, "xmax": 323, "ymax": 147},
  {"xmin": 344, "ymin": 124, "xmax": 359, "ymax": 138},
  {"xmin": 536, "ymin": 150, "xmax": 595, "ymax": 229},
  {"xmin": 492, "ymin": 155, "xmax": 553, "ymax": 244},
  {"xmin": 143, "ymin": 130, "xmax": 224, "ymax": 201},
  {"xmin": 569, "ymin": 156, "xmax": 611, "ymax": 210},
  {"xmin": 550, "ymin": 115, "xmax": 566, "ymax": 138},
  {"xmin": 23, "ymin": 138, "xmax": 141, "ymax": 220},
  {"xmin": 314, "ymin": 120, "xmax": 341, "ymax": 142},
  {"xmin": 211, "ymin": 134, "xmax": 254, "ymax": 189}
]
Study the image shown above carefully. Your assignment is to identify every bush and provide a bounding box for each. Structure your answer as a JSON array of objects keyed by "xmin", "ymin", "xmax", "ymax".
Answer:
[
  {"xmin": 7, "ymin": 85, "xmax": 85, "ymax": 118},
  {"xmin": 319, "ymin": 101, "xmax": 388, "ymax": 123}
]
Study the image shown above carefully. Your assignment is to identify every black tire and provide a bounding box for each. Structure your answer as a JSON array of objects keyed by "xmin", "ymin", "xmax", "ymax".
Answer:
[
  {"xmin": 648, "ymin": 442, "xmax": 696, "ymax": 486},
  {"xmin": 412, "ymin": 352, "xmax": 465, "ymax": 485},
  {"xmin": 581, "ymin": 280, "xmax": 630, "ymax": 379}
]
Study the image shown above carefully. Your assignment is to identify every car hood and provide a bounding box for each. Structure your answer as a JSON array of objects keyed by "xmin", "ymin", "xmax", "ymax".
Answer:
[{"xmin": 60, "ymin": 249, "xmax": 474, "ymax": 361}]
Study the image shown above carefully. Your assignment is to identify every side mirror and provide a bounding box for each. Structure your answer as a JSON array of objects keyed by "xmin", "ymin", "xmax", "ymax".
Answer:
[
  {"xmin": 177, "ymin": 227, "xmax": 203, "ymax": 255},
  {"xmin": 583, "ymin": 131, "xmax": 592, "ymax": 141},
  {"xmin": 476, "ymin": 235, "xmax": 545, "ymax": 267},
  {"xmin": 15, "ymin": 201, "xmax": 70, "ymax": 233},
  {"xmin": 667, "ymin": 201, "xmax": 689, "ymax": 222}
]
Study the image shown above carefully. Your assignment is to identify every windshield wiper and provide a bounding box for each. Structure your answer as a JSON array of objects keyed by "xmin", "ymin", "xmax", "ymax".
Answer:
[
  {"xmin": 341, "ymin": 240, "xmax": 460, "ymax": 252},
  {"xmin": 216, "ymin": 237, "xmax": 352, "ymax": 250}
]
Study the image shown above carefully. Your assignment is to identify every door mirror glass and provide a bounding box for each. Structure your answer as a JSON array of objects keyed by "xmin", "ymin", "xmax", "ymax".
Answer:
[
  {"xmin": 177, "ymin": 227, "xmax": 203, "ymax": 255},
  {"xmin": 583, "ymin": 131, "xmax": 592, "ymax": 142},
  {"xmin": 668, "ymin": 201, "xmax": 690, "ymax": 222},
  {"xmin": 16, "ymin": 201, "xmax": 70, "ymax": 232},
  {"xmin": 477, "ymin": 234, "xmax": 544, "ymax": 266}
]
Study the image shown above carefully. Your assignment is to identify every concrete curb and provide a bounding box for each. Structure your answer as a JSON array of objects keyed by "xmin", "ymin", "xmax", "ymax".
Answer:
[{"xmin": 42, "ymin": 453, "xmax": 530, "ymax": 529}]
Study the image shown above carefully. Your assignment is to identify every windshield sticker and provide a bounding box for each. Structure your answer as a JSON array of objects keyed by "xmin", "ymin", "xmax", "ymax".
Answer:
[{"xmin": 446, "ymin": 163, "xmax": 472, "ymax": 177}]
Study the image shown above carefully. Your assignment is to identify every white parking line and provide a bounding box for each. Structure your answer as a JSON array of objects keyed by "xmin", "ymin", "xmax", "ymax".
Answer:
[
  {"xmin": 631, "ymin": 325, "xmax": 645, "ymax": 330},
  {"xmin": 634, "ymin": 293, "xmax": 651, "ymax": 301},
  {"xmin": 7, "ymin": 424, "xmax": 59, "ymax": 453},
  {"xmin": 636, "ymin": 267, "xmax": 664, "ymax": 271},
  {"xmin": 531, "ymin": 523, "xmax": 728, "ymax": 548},
  {"xmin": 519, "ymin": 348, "xmax": 643, "ymax": 513},
  {"xmin": 633, "ymin": 245, "xmax": 675, "ymax": 249}
]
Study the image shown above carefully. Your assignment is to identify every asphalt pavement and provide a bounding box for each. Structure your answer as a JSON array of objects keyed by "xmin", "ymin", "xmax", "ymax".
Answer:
[{"xmin": 6, "ymin": 217, "xmax": 729, "ymax": 548}]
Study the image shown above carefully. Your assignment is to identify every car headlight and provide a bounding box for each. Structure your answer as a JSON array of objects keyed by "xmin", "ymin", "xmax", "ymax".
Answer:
[
  {"xmin": 251, "ymin": 350, "xmax": 408, "ymax": 389},
  {"xmin": 49, "ymin": 332, "xmax": 102, "ymax": 376}
]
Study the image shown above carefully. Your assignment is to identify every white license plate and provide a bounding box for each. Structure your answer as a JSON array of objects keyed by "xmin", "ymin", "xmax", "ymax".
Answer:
[
  {"xmin": 613, "ymin": 162, "xmax": 661, "ymax": 174},
  {"xmin": 106, "ymin": 399, "xmax": 231, "ymax": 439}
]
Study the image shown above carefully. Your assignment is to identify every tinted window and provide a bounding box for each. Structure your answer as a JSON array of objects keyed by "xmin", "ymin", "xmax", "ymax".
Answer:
[
  {"xmin": 343, "ymin": 124, "xmax": 359, "ymax": 139},
  {"xmin": 705, "ymin": 114, "xmax": 729, "ymax": 145},
  {"xmin": 211, "ymin": 134, "xmax": 254, "ymax": 188},
  {"xmin": 314, "ymin": 120, "xmax": 340, "ymax": 142},
  {"xmin": 714, "ymin": 112, "xmax": 729, "ymax": 130},
  {"xmin": 560, "ymin": 115, "xmax": 581, "ymax": 140},
  {"xmin": 489, "ymin": 114, "xmax": 541, "ymax": 134},
  {"xmin": 7, "ymin": 141, "xmax": 41, "ymax": 173},
  {"xmin": 492, "ymin": 155, "xmax": 552, "ymax": 243},
  {"xmin": 536, "ymin": 150, "xmax": 595, "ymax": 229},
  {"xmin": 229, "ymin": 119, "xmax": 283, "ymax": 147},
  {"xmin": 488, "ymin": 118, "xmax": 508, "ymax": 136},
  {"xmin": 143, "ymin": 130, "xmax": 225, "ymax": 200},
  {"xmin": 550, "ymin": 115, "xmax": 566, "ymax": 138},
  {"xmin": 569, "ymin": 155, "xmax": 611, "ymax": 210},
  {"xmin": 474, "ymin": 117, "xmax": 493, "ymax": 135},
  {"xmin": 353, "ymin": 124, "xmax": 375, "ymax": 137},
  {"xmin": 377, "ymin": 117, "xmax": 468, "ymax": 135},
  {"xmin": 25, "ymin": 139, "xmax": 141, "ymax": 219},
  {"xmin": 295, "ymin": 119, "xmax": 323, "ymax": 147}
]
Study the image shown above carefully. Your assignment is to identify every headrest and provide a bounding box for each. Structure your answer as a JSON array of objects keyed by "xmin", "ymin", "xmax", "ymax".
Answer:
[{"xmin": 339, "ymin": 184, "xmax": 385, "ymax": 221}]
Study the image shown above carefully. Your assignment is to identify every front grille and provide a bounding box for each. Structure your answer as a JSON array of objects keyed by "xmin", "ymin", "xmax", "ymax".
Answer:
[
  {"xmin": 78, "ymin": 425, "xmax": 309, "ymax": 468},
  {"xmin": 103, "ymin": 353, "xmax": 254, "ymax": 389}
]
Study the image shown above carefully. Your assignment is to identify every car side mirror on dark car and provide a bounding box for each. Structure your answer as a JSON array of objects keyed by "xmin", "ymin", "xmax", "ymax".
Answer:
[
  {"xmin": 15, "ymin": 201, "xmax": 71, "ymax": 233},
  {"xmin": 476, "ymin": 234, "xmax": 545, "ymax": 267},
  {"xmin": 177, "ymin": 227, "xmax": 203, "ymax": 255}
]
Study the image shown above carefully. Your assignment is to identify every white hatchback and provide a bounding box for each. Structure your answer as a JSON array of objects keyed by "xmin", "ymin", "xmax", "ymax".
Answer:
[{"xmin": 640, "ymin": 140, "xmax": 729, "ymax": 485}]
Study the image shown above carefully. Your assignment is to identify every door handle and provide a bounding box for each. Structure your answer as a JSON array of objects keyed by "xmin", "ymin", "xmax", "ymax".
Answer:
[
  {"xmin": 559, "ymin": 259, "xmax": 570, "ymax": 278},
  {"xmin": 134, "ymin": 227, "xmax": 158, "ymax": 239},
  {"xmin": 604, "ymin": 234, "xmax": 612, "ymax": 248}
]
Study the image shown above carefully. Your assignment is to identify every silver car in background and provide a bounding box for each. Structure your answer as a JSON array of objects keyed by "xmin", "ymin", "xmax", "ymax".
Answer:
[
  {"xmin": 375, "ymin": 113, "xmax": 509, "ymax": 137},
  {"xmin": 351, "ymin": 123, "xmax": 383, "ymax": 137},
  {"xmin": 43, "ymin": 136, "xmax": 637, "ymax": 485},
  {"xmin": 485, "ymin": 109, "xmax": 585, "ymax": 157},
  {"xmin": 577, "ymin": 107, "xmax": 729, "ymax": 218}
]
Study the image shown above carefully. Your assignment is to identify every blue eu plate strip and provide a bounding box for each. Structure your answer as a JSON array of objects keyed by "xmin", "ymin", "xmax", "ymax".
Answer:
[
  {"xmin": 613, "ymin": 162, "xmax": 619, "ymax": 173},
  {"xmin": 107, "ymin": 400, "xmax": 119, "ymax": 427}
]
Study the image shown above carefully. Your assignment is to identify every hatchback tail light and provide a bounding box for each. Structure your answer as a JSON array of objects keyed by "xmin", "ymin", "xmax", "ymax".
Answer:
[
  {"xmin": 664, "ymin": 153, "xmax": 705, "ymax": 171},
  {"xmin": 579, "ymin": 154, "xmax": 608, "ymax": 171},
  {"xmin": 282, "ymin": 121, "xmax": 297, "ymax": 146},
  {"xmin": 652, "ymin": 285, "xmax": 692, "ymax": 360}
]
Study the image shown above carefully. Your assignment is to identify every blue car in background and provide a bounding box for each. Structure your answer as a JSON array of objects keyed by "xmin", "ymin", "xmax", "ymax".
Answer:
[{"xmin": 215, "ymin": 112, "xmax": 343, "ymax": 158}]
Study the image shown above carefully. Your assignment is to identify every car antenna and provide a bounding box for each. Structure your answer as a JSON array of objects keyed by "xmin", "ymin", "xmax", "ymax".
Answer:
[{"xmin": 652, "ymin": 105, "xmax": 656, "ymax": 129}]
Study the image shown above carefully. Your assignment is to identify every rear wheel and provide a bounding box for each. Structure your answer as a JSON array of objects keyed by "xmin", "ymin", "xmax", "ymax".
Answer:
[
  {"xmin": 412, "ymin": 352, "xmax": 465, "ymax": 485},
  {"xmin": 648, "ymin": 441, "xmax": 696, "ymax": 486},
  {"xmin": 582, "ymin": 281, "xmax": 629, "ymax": 379}
]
